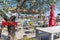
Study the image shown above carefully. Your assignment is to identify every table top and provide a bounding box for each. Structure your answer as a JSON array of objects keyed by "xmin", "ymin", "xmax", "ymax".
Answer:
[{"xmin": 36, "ymin": 26, "xmax": 60, "ymax": 34}]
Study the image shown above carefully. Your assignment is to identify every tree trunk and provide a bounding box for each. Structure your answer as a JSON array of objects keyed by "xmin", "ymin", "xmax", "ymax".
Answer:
[
  {"xmin": 7, "ymin": 16, "xmax": 17, "ymax": 40},
  {"xmin": 0, "ymin": 11, "xmax": 17, "ymax": 40},
  {"xmin": 7, "ymin": 26, "xmax": 17, "ymax": 40}
]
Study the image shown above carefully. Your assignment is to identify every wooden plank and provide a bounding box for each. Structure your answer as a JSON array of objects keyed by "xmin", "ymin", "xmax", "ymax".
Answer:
[{"xmin": 55, "ymin": 38, "xmax": 60, "ymax": 40}]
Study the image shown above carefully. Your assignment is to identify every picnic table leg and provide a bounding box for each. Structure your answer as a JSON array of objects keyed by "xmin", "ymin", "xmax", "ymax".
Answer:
[
  {"xmin": 36, "ymin": 30, "xmax": 41, "ymax": 40},
  {"xmin": 49, "ymin": 33, "xmax": 54, "ymax": 40},
  {"xmin": 36, "ymin": 30, "xmax": 38, "ymax": 39}
]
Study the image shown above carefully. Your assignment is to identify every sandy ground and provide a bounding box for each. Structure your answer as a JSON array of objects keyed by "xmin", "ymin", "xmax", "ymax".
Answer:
[{"xmin": 0, "ymin": 28, "xmax": 35, "ymax": 40}]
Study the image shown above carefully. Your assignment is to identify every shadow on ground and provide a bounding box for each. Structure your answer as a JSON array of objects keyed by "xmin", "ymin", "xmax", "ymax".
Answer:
[
  {"xmin": 37, "ymin": 33, "xmax": 59, "ymax": 40},
  {"xmin": 0, "ymin": 34, "xmax": 8, "ymax": 40}
]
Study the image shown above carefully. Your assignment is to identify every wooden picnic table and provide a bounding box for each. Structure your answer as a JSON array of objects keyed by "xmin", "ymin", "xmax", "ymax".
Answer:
[{"xmin": 36, "ymin": 26, "xmax": 60, "ymax": 40}]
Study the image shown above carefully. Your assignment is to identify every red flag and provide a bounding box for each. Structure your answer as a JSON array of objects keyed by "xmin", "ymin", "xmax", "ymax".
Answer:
[{"xmin": 49, "ymin": 4, "xmax": 56, "ymax": 27}]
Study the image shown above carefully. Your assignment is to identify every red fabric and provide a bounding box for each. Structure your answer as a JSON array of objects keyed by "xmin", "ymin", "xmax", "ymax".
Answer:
[
  {"xmin": 2, "ymin": 21, "xmax": 17, "ymax": 27},
  {"xmin": 49, "ymin": 4, "xmax": 56, "ymax": 27},
  {"xmin": 7, "ymin": 21, "xmax": 17, "ymax": 26},
  {"xmin": 2, "ymin": 21, "xmax": 7, "ymax": 26},
  {"xmin": 49, "ymin": 18, "xmax": 56, "ymax": 26}
]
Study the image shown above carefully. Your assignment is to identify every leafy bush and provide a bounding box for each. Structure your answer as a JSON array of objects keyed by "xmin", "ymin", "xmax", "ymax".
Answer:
[
  {"xmin": 20, "ymin": 35, "xmax": 37, "ymax": 40},
  {"xmin": 29, "ymin": 38, "xmax": 37, "ymax": 40}
]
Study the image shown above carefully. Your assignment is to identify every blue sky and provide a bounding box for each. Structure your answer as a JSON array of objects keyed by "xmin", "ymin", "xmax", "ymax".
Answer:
[
  {"xmin": 54, "ymin": 9, "xmax": 60, "ymax": 16},
  {"xmin": 46, "ymin": 7, "xmax": 60, "ymax": 17}
]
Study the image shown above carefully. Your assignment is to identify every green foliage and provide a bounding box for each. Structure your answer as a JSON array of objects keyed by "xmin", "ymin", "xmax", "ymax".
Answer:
[
  {"xmin": 0, "ymin": 0, "xmax": 3, "ymax": 3},
  {"xmin": 0, "ymin": 0, "xmax": 60, "ymax": 14},
  {"xmin": 0, "ymin": 0, "xmax": 10, "ymax": 12},
  {"xmin": 21, "ymin": 35, "xmax": 29, "ymax": 40},
  {"xmin": 21, "ymin": 37, "xmax": 37, "ymax": 40},
  {"xmin": 29, "ymin": 38, "xmax": 37, "ymax": 40}
]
